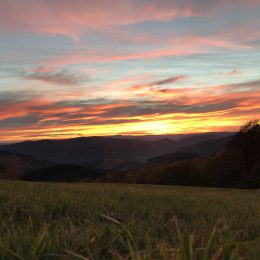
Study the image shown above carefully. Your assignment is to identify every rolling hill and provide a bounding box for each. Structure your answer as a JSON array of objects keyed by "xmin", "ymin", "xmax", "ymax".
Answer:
[
  {"xmin": 0, "ymin": 137, "xmax": 178, "ymax": 164},
  {"xmin": 147, "ymin": 152, "xmax": 203, "ymax": 166},
  {"xmin": 145, "ymin": 135, "xmax": 233, "ymax": 167},
  {"xmin": 0, "ymin": 151, "xmax": 53, "ymax": 180},
  {"xmin": 0, "ymin": 134, "xmax": 234, "ymax": 168},
  {"xmin": 180, "ymin": 135, "xmax": 233, "ymax": 155}
]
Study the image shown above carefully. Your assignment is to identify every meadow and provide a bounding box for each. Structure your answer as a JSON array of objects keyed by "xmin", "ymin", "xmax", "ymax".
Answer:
[{"xmin": 0, "ymin": 181, "xmax": 259, "ymax": 259}]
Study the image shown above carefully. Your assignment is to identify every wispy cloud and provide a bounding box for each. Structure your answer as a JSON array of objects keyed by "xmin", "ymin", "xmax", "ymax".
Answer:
[
  {"xmin": 227, "ymin": 70, "xmax": 241, "ymax": 76},
  {"xmin": 1, "ymin": 0, "xmax": 259, "ymax": 39},
  {"xmin": 0, "ymin": 0, "xmax": 199, "ymax": 40},
  {"xmin": 130, "ymin": 76, "xmax": 187, "ymax": 90},
  {"xmin": 150, "ymin": 76, "xmax": 187, "ymax": 86},
  {"xmin": 15, "ymin": 67, "xmax": 89, "ymax": 85}
]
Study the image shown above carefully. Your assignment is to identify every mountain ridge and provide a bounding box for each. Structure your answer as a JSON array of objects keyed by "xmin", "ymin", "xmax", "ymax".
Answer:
[{"xmin": 0, "ymin": 134, "xmax": 234, "ymax": 166}]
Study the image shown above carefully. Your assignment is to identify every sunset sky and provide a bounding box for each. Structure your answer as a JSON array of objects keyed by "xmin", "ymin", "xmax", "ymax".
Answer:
[{"xmin": 0, "ymin": 0, "xmax": 260, "ymax": 142}]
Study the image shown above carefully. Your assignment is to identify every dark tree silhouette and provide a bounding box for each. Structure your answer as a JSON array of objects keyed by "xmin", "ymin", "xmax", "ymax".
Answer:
[{"xmin": 228, "ymin": 120, "xmax": 260, "ymax": 175}]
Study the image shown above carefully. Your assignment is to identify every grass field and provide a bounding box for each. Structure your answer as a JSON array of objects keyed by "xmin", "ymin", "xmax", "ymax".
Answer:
[{"xmin": 0, "ymin": 181, "xmax": 259, "ymax": 259}]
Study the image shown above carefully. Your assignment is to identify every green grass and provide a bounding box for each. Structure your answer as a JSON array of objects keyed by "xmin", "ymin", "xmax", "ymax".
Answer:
[{"xmin": 0, "ymin": 181, "xmax": 259, "ymax": 259}]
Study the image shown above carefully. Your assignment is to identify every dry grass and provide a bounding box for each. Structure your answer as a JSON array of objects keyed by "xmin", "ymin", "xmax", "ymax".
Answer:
[{"xmin": 0, "ymin": 181, "xmax": 259, "ymax": 259}]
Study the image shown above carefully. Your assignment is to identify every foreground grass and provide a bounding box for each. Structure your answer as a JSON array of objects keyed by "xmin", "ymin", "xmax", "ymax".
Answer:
[{"xmin": 0, "ymin": 181, "xmax": 259, "ymax": 259}]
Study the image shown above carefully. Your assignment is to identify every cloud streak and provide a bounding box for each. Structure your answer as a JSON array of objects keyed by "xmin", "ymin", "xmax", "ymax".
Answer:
[
  {"xmin": 130, "ymin": 76, "xmax": 187, "ymax": 90},
  {"xmin": 19, "ymin": 67, "xmax": 89, "ymax": 85}
]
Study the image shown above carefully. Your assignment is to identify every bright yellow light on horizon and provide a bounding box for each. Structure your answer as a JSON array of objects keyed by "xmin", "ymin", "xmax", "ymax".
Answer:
[{"xmin": 130, "ymin": 120, "xmax": 172, "ymax": 135}]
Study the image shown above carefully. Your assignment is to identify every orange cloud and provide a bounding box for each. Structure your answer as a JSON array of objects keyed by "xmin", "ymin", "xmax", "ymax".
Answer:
[{"xmin": 0, "ymin": 78, "xmax": 259, "ymax": 142}]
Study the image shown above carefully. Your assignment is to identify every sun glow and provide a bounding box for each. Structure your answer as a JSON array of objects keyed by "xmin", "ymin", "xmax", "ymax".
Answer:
[{"xmin": 130, "ymin": 120, "xmax": 173, "ymax": 135}]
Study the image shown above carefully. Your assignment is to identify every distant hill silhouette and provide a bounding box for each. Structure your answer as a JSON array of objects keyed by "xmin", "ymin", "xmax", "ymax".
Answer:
[
  {"xmin": 22, "ymin": 164, "xmax": 104, "ymax": 182},
  {"xmin": 180, "ymin": 136, "xmax": 233, "ymax": 155},
  {"xmin": 111, "ymin": 132, "xmax": 232, "ymax": 142},
  {"xmin": 176, "ymin": 133, "xmax": 233, "ymax": 148},
  {"xmin": 0, "ymin": 132, "xmax": 242, "ymax": 184},
  {"xmin": 146, "ymin": 135, "xmax": 233, "ymax": 167},
  {"xmin": 0, "ymin": 134, "xmax": 233, "ymax": 166},
  {"xmin": 147, "ymin": 152, "xmax": 203, "ymax": 167},
  {"xmin": 0, "ymin": 151, "xmax": 53, "ymax": 180},
  {"xmin": 0, "ymin": 137, "xmax": 178, "ymax": 164},
  {"xmin": 85, "ymin": 158, "xmax": 144, "ymax": 172}
]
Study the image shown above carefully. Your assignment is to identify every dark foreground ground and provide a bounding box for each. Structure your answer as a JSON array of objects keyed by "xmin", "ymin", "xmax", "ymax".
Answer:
[{"xmin": 0, "ymin": 181, "xmax": 259, "ymax": 259}]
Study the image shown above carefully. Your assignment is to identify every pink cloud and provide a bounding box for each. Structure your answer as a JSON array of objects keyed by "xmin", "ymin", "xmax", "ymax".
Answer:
[
  {"xmin": 38, "ymin": 27, "xmax": 80, "ymax": 43},
  {"xmin": 43, "ymin": 47, "xmax": 203, "ymax": 68},
  {"xmin": 38, "ymin": 31, "xmax": 253, "ymax": 69},
  {"xmin": 1, "ymin": 0, "xmax": 258, "ymax": 41},
  {"xmin": 0, "ymin": 0, "xmax": 197, "ymax": 40},
  {"xmin": 227, "ymin": 70, "xmax": 241, "ymax": 76},
  {"xmin": 128, "ymin": 79, "xmax": 260, "ymax": 104}
]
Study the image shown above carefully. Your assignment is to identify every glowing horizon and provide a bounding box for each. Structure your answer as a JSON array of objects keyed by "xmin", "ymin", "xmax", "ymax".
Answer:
[{"xmin": 0, "ymin": 0, "xmax": 260, "ymax": 142}]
